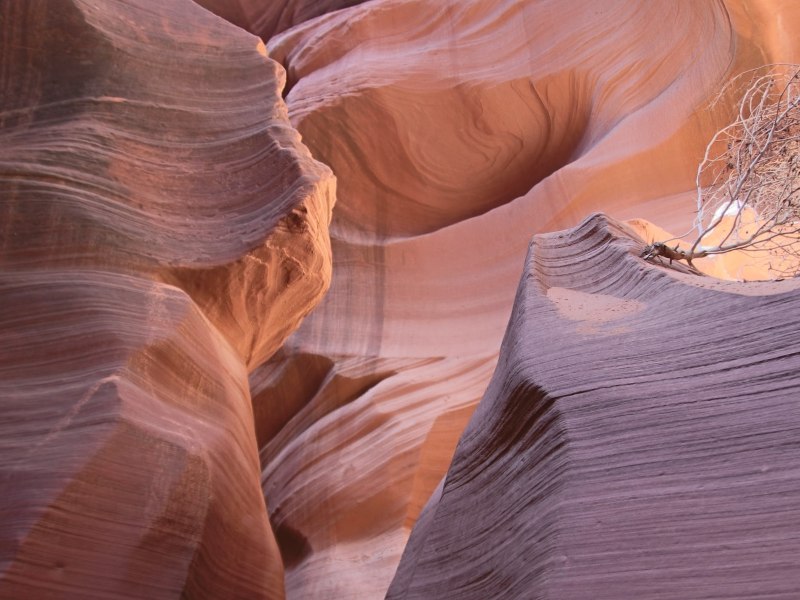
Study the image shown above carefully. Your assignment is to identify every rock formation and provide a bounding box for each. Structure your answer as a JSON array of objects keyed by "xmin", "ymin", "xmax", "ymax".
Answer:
[
  {"xmin": 0, "ymin": 0, "xmax": 332, "ymax": 597},
  {"xmin": 4, "ymin": 0, "xmax": 800, "ymax": 598},
  {"xmin": 257, "ymin": 1, "xmax": 800, "ymax": 597},
  {"xmin": 387, "ymin": 213, "xmax": 800, "ymax": 599},
  {"xmin": 194, "ymin": 0, "xmax": 370, "ymax": 39}
]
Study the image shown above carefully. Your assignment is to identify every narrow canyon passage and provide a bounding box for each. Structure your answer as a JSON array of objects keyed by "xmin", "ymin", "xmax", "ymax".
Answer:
[
  {"xmin": 239, "ymin": 1, "xmax": 800, "ymax": 598},
  {"xmin": 3, "ymin": 1, "xmax": 800, "ymax": 599}
]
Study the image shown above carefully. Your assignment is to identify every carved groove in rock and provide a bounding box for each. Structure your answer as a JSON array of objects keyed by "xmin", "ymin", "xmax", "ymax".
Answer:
[{"xmin": 254, "ymin": 1, "xmax": 800, "ymax": 598}]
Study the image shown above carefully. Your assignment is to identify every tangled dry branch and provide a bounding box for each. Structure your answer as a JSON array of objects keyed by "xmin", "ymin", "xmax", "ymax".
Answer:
[{"xmin": 643, "ymin": 64, "xmax": 800, "ymax": 275}]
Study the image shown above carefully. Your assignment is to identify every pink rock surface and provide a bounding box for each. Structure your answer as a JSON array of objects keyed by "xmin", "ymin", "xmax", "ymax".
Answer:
[
  {"xmin": 387, "ymin": 213, "xmax": 800, "ymax": 599},
  {"xmin": 194, "ymin": 0, "xmax": 371, "ymax": 39},
  {"xmin": 6, "ymin": 0, "xmax": 800, "ymax": 598},
  {"xmin": 257, "ymin": 1, "xmax": 800, "ymax": 597},
  {"xmin": 1, "ymin": 272, "xmax": 280, "ymax": 599},
  {"xmin": 0, "ymin": 0, "xmax": 333, "ymax": 597}
]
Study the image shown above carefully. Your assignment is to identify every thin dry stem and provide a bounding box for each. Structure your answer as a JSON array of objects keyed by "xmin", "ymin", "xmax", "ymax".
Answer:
[{"xmin": 645, "ymin": 65, "xmax": 800, "ymax": 277}]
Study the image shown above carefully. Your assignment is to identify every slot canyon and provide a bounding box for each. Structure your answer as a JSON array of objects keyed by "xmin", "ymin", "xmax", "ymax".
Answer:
[{"xmin": 3, "ymin": 1, "xmax": 800, "ymax": 598}]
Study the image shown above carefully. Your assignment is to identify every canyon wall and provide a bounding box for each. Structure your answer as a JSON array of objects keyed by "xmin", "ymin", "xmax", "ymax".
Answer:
[
  {"xmin": 259, "ymin": 1, "xmax": 800, "ymax": 597},
  {"xmin": 0, "ymin": 0, "xmax": 333, "ymax": 597},
  {"xmin": 4, "ymin": 0, "xmax": 800, "ymax": 598}
]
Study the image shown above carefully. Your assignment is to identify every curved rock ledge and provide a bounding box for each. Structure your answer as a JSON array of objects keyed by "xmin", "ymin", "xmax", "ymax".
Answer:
[
  {"xmin": 194, "ymin": 0, "xmax": 371, "ymax": 40},
  {"xmin": 0, "ymin": 1, "xmax": 333, "ymax": 597},
  {"xmin": 257, "ymin": 1, "xmax": 800, "ymax": 597},
  {"xmin": 1, "ymin": 0, "xmax": 335, "ymax": 368},
  {"xmin": 6, "ymin": 1, "xmax": 800, "ymax": 598},
  {"xmin": 387, "ymin": 213, "xmax": 800, "ymax": 599}
]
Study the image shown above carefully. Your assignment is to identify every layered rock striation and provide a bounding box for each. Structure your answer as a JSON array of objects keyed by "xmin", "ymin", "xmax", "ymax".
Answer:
[
  {"xmin": 387, "ymin": 214, "xmax": 800, "ymax": 599},
  {"xmin": 0, "ymin": 1, "xmax": 333, "ymax": 597},
  {"xmin": 5, "ymin": 0, "xmax": 800, "ymax": 598},
  {"xmin": 257, "ymin": 1, "xmax": 800, "ymax": 597}
]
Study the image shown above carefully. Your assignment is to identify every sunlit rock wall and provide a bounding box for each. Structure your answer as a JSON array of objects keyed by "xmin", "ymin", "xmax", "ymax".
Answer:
[
  {"xmin": 5, "ymin": 0, "xmax": 800, "ymax": 598},
  {"xmin": 257, "ymin": 1, "xmax": 800, "ymax": 598}
]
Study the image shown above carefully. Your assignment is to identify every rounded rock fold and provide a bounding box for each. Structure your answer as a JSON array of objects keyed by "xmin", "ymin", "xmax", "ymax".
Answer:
[
  {"xmin": 0, "ymin": 0, "xmax": 334, "ymax": 597},
  {"xmin": 254, "ymin": 1, "xmax": 800, "ymax": 598}
]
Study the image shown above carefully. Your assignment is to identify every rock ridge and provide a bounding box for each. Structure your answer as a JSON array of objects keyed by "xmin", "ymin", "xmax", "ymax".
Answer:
[{"xmin": 387, "ymin": 213, "xmax": 800, "ymax": 599}]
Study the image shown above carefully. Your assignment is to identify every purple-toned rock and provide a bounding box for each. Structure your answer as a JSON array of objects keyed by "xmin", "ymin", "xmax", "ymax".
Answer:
[
  {"xmin": 387, "ymin": 214, "xmax": 800, "ymax": 600},
  {"xmin": 194, "ymin": 0, "xmax": 371, "ymax": 39}
]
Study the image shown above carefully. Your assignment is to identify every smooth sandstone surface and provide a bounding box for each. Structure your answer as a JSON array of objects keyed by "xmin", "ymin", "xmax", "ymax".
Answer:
[
  {"xmin": 5, "ymin": 0, "xmax": 800, "ymax": 598},
  {"xmin": 194, "ymin": 0, "xmax": 371, "ymax": 39},
  {"xmin": 1, "ymin": 272, "xmax": 281, "ymax": 599},
  {"xmin": 387, "ymin": 214, "xmax": 800, "ymax": 599},
  {"xmin": 1, "ymin": 0, "xmax": 333, "ymax": 597},
  {"xmin": 257, "ymin": 1, "xmax": 800, "ymax": 598}
]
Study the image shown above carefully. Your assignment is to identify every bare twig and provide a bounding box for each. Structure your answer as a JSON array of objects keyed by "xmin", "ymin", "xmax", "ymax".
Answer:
[{"xmin": 644, "ymin": 65, "xmax": 800, "ymax": 277}]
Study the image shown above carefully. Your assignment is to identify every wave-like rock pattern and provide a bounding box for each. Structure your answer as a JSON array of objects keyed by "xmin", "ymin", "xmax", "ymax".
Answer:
[
  {"xmin": 1, "ymin": 0, "xmax": 334, "ymax": 369},
  {"xmin": 387, "ymin": 214, "xmax": 800, "ymax": 599},
  {"xmin": 194, "ymin": 0, "xmax": 370, "ymax": 40},
  {"xmin": 1, "ymin": 272, "xmax": 282, "ymax": 599},
  {"xmin": 257, "ymin": 1, "xmax": 800, "ymax": 597},
  {"xmin": 6, "ymin": 0, "xmax": 800, "ymax": 597},
  {"xmin": 271, "ymin": 0, "xmax": 738, "ymax": 238},
  {"xmin": 0, "ymin": 0, "xmax": 333, "ymax": 597}
]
